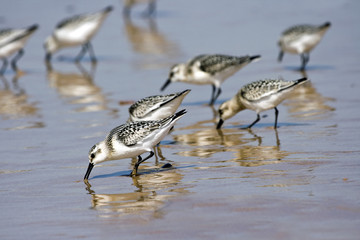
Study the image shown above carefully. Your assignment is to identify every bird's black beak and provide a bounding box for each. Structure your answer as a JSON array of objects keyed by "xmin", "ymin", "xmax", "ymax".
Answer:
[
  {"xmin": 160, "ymin": 79, "xmax": 171, "ymax": 91},
  {"xmin": 84, "ymin": 163, "xmax": 94, "ymax": 180},
  {"xmin": 216, "ymin": 118, "xmax": 224, "ymax": 129},
  {"xmin": 45, "ymin": 53, "xmax": 52, "ymax": 62}
]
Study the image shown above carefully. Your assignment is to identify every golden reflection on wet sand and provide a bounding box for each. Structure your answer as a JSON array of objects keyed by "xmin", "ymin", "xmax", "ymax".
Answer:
[
  {"xmin": 284, "ymin": 75, "xmax": 335, "ymax": 120},
  {"xmin": 123, "ymin": 15, "xmax": 180, "ymax": 68},
  {"xmin": 174, "ymin": 117, "xmax": 292, "ymax": 167},
  {"xmin": 122, "ymin": 0, "xmax": 156, "ymax": 17},
  {"xmin": 85, "ymin": 169, "xmax": 188, "ymax": 219},
  {"xmin": 174, "ymin": 125, "xmax": 249, "ymax": 158},
  {"xmin": 231, "ymin": 130, "xmax": 290, "ymax": 167},
  {"xmin": 46, "ymin": 63, "xmax": 110, "ymax": 113},
  {"xmin": 0, "ymin": 74, "xmax": 39, "ymax": 120}
]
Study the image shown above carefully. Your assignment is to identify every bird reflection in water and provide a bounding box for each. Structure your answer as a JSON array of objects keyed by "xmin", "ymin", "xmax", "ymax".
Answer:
[
  {"xmin": 46, "ymin": 62, "xmax": 114, "ymax": 114},
  {"xmin": 84, "ymin": 168, "xmax": 188, "ymax": 219},
  {"xmin": 147, "ymin": 144, "xmax": 166, "ymax": 164},
  {"xmin": 284, "ymin": 71, "xmax": 335, "ymax": 120},
  {"xmin": 174, "ymin": 119, "xmax": 249, "ymax": 158},
  {"xmin": 230, "ymin": 129, "xmax": 288, "ymax": 167},
  {"xmin": 0, "ymin": 74, "xmax": 42, "ymax": 129},
  {"xmin": 122, "ymin": 0, "xmax": 156, "ymax": 18},
  {"xmin": 123, "ymin": 12, "xmax": 180, "ymax": 68},
  {"xmin": 173, "ymin": 113, "xmax": 290, "ymax": 168}
]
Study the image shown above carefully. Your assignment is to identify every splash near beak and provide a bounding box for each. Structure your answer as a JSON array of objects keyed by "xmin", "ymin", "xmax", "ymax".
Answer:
[
  {"xmin": 216, "ymin": 118, "xmax": 224, "ymax": 129},
  {"xmin": 84, "ymin": 163, "xmax": 94, "ymax": 180},
  {"xmin": 160, "ymin": 79, "xmax": 171, "ymax": 91}
]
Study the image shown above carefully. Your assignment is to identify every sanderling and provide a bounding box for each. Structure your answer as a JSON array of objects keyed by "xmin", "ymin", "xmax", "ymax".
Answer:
[
  {"xmin": 128, "ymin": 89, "xmax": 190, "ymax": 122},
  {"xmin": 84, "ymin": 109, "xmax": 187, "ymax": 180},
  {"xmin": 278, "ymin": 22, "xmax": 331, "ymax": 70},
  {"xmin": 216, "ymin": 77, "xmax": 308, "ymax": 129},
  {"xmin": 0, "ymin": 24, "xmax": 38, "ymax": 74},
  {"xmin": 161, "ymin": 54, "xmax": 261, "ymax": 105},
  {"xmin": 123, "ymin": 0, "xmax": 156, "ymax": 17},
  {"xmin": 44, "ymin": 6, "xmax": 113, "ymax": 63}
]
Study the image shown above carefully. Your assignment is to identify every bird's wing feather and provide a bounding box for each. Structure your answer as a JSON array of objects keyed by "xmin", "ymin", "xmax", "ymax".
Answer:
[
  {"xmin": 108, "ymin": 121, "xmax": 160, "ymax": 147},
  {"xmin": 129, "ymin": 94, "xmax": 177, "ymax": 118},
  {"xmin": 0, "ymin": 29, "xmax": 28, "ymax": 46},
  {"xmin": 241, "ymin": 79, "xmax": 295, "ymax": 101},
  {"xmin": 198, "ymin": 55, "xmax": 249, "ymax": 75},
  {"xmin": 56, "ymin": 11, "xmax": 102, "ymax": 29}
]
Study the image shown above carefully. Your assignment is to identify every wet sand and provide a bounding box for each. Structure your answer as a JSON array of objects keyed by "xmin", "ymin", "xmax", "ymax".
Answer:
[{"xmin": 1, "ymin": 0, "xmax": 360, "ymax": 239}]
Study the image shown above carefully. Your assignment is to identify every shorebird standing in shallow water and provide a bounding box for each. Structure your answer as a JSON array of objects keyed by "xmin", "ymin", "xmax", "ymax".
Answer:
[
  {"xmin": 44, "ymin": 6, "xmax": 113, "ymax": 63},
  {"xmin": 216, "ymin": 77, "xmax": 308, "ymax": 129},
  {"xmin": 278, "ymin": 22, "xmax": 331, "ymax": 71},
  {"xmin": 84, "ymin": 109, "xmax": 187, "ymax": 180},
  {"xmin": 0, "ymin": 24, "xmax": 38, "ymax": 74},
  {"xmin": 161, "ymin": 54, "xmax": 261, "ymax": 105},
  {"xmin": 128, "ymin": 89, "xmax": 190, "ymax": 122}
]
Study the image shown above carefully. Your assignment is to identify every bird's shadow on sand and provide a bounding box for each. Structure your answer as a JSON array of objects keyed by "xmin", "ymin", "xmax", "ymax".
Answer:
[
  {"xmin": 90, "ymin": 164, "xmax": 196, "ymax": 180},
  {"xmin": 183, "ymin": 99, "xmax": 228, "ymax": 106},
  {"xmin": 284, "ymin": 64, "xmax": 334, "ymax": 72}
]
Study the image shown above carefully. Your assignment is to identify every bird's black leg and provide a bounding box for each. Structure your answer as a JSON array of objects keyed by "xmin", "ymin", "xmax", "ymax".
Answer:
[
  {"xmin": 147, "ymin": 0, "xmax": 156, "ymax": 17},
  {"xmin": 11, "ymin": 49, "xmax": 24, "ymax": 72},
  {"xmin": 300, "ymin": 53, "xmax": 309, "ymax": 71},
  {"xmin": 131, "ymin": 151, "xmax": 155, "ymax": 176},
  {"xmin": 131, "ymin": 156, "xmax": 142, "ymax": 176},
  {"xmin": 1, "ymin": 59, "xmax": 8, "ymax": 75},
  {"xmin": 75, "ymin": 44, "xmax": 88, "ymax": 62},
  {"xmin": 209, "ymin": 84, "xmax": 216, "ymax": 105},
  {"xmin": 274, "ymin": 107, "xmax": 279, "ymax": 129},
  {"xmin": 278, "ymin": 50, "xmax": 284, "ymax": 62},
  {"xmin": 210, "ymin": 85, "xmax": 221, "ymax": 105},
  {"xmin": 244, "ymin": 114, "xmax": 261, "ymax": 129},
  {"xmin": 305, "ymin": 53, "xmax": 310, "ymax": 66},
  {"xmin": 212, "ymin": 87, "xmax": 222, "ymax": 105},
  {"xmin": 300, "ymin": 54, "xmax": 305, "ymax": 71},
  {"xmin": 86, "ymin": 42, "xmax": 97, "ymax": 63}
]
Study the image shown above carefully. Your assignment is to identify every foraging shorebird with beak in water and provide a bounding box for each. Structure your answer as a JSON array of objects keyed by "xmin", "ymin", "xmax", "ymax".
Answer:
[
  {"xmin": 217, "ymin": 77, "xmax": 308, "ymax": 129},
  {"xmin": 161, "ymin": 54, "xmax": 261, "ymax": 105},
  {"xmin": 84, "ymin": 109, "xmax": 187, "ymax": 180}
]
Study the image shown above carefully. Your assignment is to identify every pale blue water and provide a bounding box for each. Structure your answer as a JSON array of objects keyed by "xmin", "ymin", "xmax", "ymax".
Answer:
[{"xmin": 1, "ymin": 0, "xmax": 359, "ymax": 239}]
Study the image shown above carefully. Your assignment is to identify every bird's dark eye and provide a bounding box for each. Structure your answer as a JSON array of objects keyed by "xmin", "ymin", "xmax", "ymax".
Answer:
[
  {"xmin": 90, "ymin": 153, "xmax": 95, "ymax": 159},
  {"xmin": 218, "ymin": 109, "xmax": 223, "ymax": 115}
]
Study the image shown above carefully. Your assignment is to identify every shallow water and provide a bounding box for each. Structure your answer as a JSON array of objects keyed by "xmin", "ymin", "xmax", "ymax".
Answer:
[{"xmin": 1, "ymin": 0, "xmax": 360, "ymax": 239}]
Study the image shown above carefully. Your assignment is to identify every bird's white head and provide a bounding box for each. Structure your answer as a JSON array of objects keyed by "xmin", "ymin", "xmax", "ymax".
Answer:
[
  {"xmin": 88, "ymin": 141, "xmax": 109, "ymax": 165},
  {"xmin": 217, "ymin": 97, "xmax": 245, "ymax": 129},
  {"xmin": 161, "ymin": 63, "xmax": 187, "ymax": 91},
  {"xmin": 219, "ymin": 97, "xmax": 245, "ymax": 121},
  {"xmin": 84, "ymin": 141, "xmax": 109, "ymax": 180},
  {"xmin": 169, "ymin": 63, "xmax": 186, "ymax": 82}
]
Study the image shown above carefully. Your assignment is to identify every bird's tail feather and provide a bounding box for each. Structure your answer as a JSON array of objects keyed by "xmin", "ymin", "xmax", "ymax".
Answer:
[
  {"xmin": 249, "ymin": 55, "xmax": 261, "ymax": 62},
  {"xmin": 159, "ymin": 109, "xmax": 187, "ymax": 126}
]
